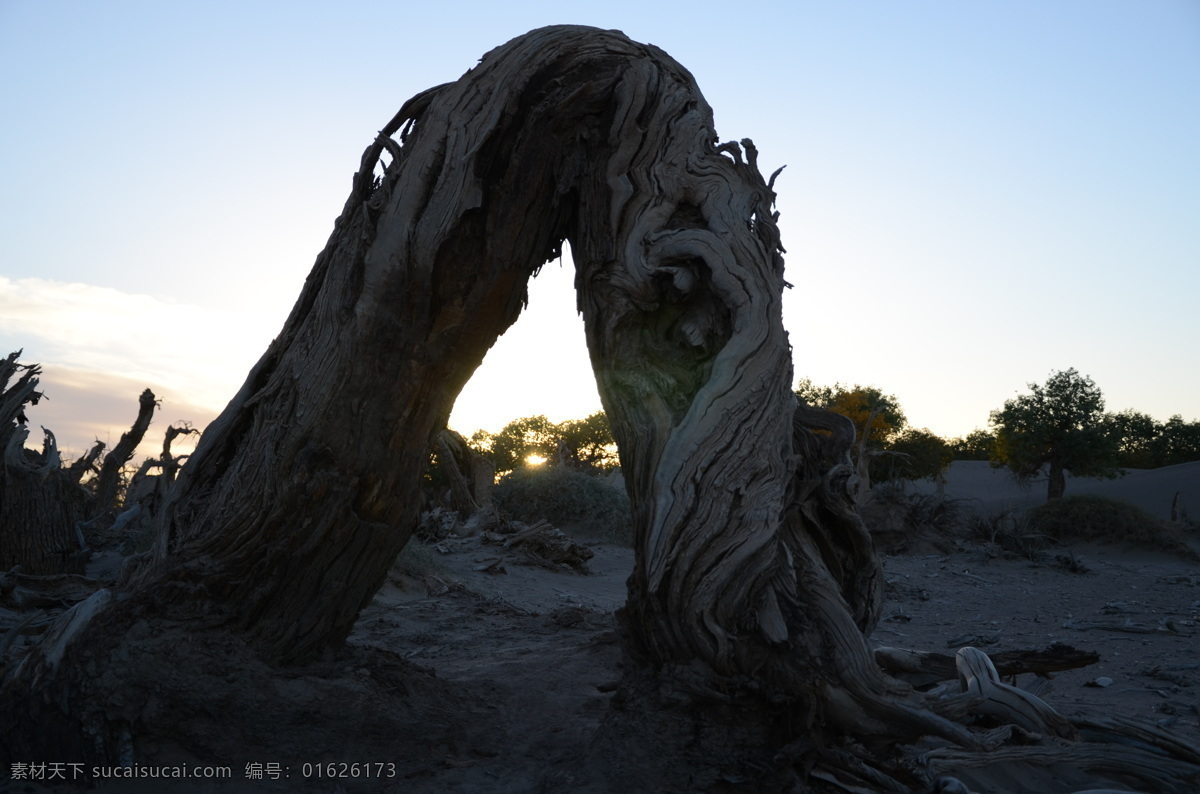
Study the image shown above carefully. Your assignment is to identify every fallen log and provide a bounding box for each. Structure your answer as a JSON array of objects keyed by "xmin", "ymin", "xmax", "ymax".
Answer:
[
  {"xmin": 951, "ymin": 646, "xmax": 1077, "ymax": 739},
  {"xmin": 876, "ymin": 642, "xmax": 1101, "ymax": 688}
]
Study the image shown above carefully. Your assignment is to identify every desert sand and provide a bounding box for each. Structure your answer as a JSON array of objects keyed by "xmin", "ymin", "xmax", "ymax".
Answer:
[
  {"xmin": 332, "ymin": 462, "xmax": 1199, "ymax": 792},
  {"xmin": 910, "ymin": 459, "xmax": 1198, "ymax": 520},
  {"xmin": 5, "ymin": 463, "xmax": 1197, "ymax": 793}
]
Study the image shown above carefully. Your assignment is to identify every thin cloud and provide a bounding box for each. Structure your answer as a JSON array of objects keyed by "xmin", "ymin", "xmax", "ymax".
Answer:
[
  {"xmin": 14, "ymin": 364, "xmax": 219, "ymax": 462},
  {"xmin": 0, "ymin": 276, "xmax": 273, "ymax": 415},
  {"xmin": 0, "ymin": 277, "xmax": 278, "ymax": 458}
]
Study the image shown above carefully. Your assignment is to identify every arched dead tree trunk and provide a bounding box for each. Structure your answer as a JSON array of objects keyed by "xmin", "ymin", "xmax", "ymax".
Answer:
[{"xmin": 2, "ymin": 26, "xmax": 1197, "ymax": 791}]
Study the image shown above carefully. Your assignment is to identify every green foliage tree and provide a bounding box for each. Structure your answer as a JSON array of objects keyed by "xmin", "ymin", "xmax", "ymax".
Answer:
[
  {"xmin": 794, "ymin": 378, "xmax": 906, "ymax": 447},
  {"xmin": 469, "ymin": 411, "xmax": 618, "ymax": 475},
  {"xmin": 881, "ymin": 427, "xmax": 954, "ymax": 482},
  {"xmin": 1150, "ymin": 415, "xmax": 1200, "ymax": 467},
  {"xmin": 556, "ymin": 412, "xmax": 620, "ymax": 471},
  {"xmin": 470, "ymin": 414, "xmax": 558, "ymax": 474},
  {"xmin": 795, "ymin": 378, "xmax": 956, "ymax": 492},
  {"xmin": 1102, "ymin": 412, "xmax": 1200, "ymax": 470},
  {"xmin": 1106, "ymin": 409, "xmax": 1160, "ymax": 469},
  {"xmin": 949, "ymin": 428, "xmax": 996, "ymax": 461},
  {"xmin": 989, "ymin": 368, "xmax": 1121, "ymax": 501}
]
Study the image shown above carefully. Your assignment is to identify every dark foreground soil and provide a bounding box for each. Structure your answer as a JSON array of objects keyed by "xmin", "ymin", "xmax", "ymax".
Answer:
[{"xmin": 3, "ymin": 527, "xmax": 1199, "ymax": 793}]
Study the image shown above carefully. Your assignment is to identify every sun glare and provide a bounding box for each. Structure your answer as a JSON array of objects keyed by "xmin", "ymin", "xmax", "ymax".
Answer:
[{"xmin": 525, "ymin": 454, "xmax": 548, "ymax": 466}]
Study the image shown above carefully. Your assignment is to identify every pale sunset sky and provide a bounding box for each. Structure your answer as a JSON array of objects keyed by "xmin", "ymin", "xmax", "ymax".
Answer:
[{"xmin": 2, "ymin": 1, "xmax": 1197, "ymax": 459}]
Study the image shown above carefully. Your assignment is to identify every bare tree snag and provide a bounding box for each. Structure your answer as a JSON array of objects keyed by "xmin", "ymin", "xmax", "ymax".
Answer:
[
  {"xmin": 1, "ymin": 354, "xmax": 87, "ymax": 574},
  {"xmin": 82, "ymin": 421, "xmax": 202, "ymax": 553},
  {"xmin": 124, "ymin": 423, "xmax": 199, "ymax": 511},
  {"xmin": 1, "ymin": 27, "xmax": 1198, "ymax": 791},
  {"xmin": 1, "ymin": 352, "xmax": 44, "ymax": 462},
  {"xmin": 65, "ymin": 440, "xmax": 105, "ymax": 486},
  {"xmin": 89, "ymin": 388, "xmax": 157, "ymax": 521},
  {"xmin": 2, "ymin": 357, "xmax": 162, "ymax": 573}
]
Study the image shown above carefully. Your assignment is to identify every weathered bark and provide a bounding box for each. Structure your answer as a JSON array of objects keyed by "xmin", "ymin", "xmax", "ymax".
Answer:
[
  {"xmin": 119, "ymin": 25, "xmax": 814, "ymax": 670},
  {"xmin": 554, "ymin": 56, "xmax": 956, "ymax": 749},
  {"xmin": 0, "ymin": 470, "xmax": 88, "ymax": 575},
  {"xmin": 2, "ymin": 26, "xmax": 1198, "ymax": 791},
  {"xmin": 118, "ymin": 31, "xmax": 614, "ymax": 662}
]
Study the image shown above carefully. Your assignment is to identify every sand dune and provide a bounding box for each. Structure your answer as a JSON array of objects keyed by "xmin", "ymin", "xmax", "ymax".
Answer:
[{"xmin": 913, "ymin": 459, "xmax": 1199, "ymax": 520}]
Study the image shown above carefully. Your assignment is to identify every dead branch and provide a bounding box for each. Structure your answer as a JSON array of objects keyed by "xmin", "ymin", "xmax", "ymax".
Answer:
[
  {"xmin": 90, "ymin": 388, "xmax": 157, "ymax": 518},
  {"xmin": 876, "ymin": 642, "xmax": 1101, "ymax": 688},
  {"xmin": 65, "ymin": 441, "xmax": 105, "ymax": 485},
  {"xmin": 0, "ymin": 352, "xmax": 43, "ymax": 445}
]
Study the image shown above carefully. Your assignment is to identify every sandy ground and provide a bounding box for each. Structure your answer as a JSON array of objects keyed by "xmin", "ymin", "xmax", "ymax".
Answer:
[
  {"xmin": 348, "ymin": 540, "xmax": 628, "ymax": 792},
  {"xmin": 337, "ymin": 461, "xmax": 1200, "ymax": 791},
  {"xmin": 333, "ymin": 521, "xmax": 1200, "ymax": 792},
  {"xmin": 5, "ymin": 465, "xmax": 1199, "ymax": 793},
  {"xmin": 875, "ymin": 545, "xmax": 1200, "ymax": 743}
]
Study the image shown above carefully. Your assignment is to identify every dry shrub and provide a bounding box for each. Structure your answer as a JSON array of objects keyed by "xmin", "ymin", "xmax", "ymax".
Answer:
[
  {"xmin": 494, "ymin": 465, "xmax": 633, "ymax": 545},
  {"xmin": 863, "ymin": 483, "xmax": 963, "ymax": 552},
  {"xmin": 392, "ymin": 537, "xmax": 448, "ymax": 578},
  {"xmin": 964, "ymin": 506, "xmax": 1050, "ymax": 560},
  {"xmin": 1029, "ymin": 495, "xmax": 1199, "ymax": 561}
]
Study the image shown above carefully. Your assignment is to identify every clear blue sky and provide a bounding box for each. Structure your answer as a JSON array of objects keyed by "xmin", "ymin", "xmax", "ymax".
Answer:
[{"xmin": 2, "ymin": 0, "xmax": 1197, "ymax": 457}]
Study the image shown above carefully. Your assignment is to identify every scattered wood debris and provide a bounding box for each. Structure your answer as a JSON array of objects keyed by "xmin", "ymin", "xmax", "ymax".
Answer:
[
  {"xmin": 424, "ymin": 510, "xmax": 596, "ymax": 573},
  {"xmin": 1, "ymin": 565, "xmax": 110, "ymax": 669},
  {"xmin": 472, "ymin": 557, "xmax": 506, "ymax": 574},
  {"xmin": 876, "ymin": 641, "xmax": 1100, "ymax": 691}
]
